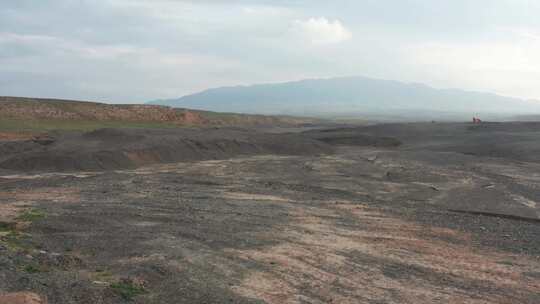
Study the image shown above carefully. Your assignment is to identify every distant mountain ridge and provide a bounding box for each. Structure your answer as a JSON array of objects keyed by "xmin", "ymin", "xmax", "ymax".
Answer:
[{"xmin": 149, "ymin": 76, "xmax": 540, "ymax": 120}]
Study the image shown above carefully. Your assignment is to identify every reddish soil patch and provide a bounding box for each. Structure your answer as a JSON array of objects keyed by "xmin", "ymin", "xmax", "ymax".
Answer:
[
  {"xmin": 0, "ymin": 292, "xmax": 45, "ymax": 304},
  {"xmin": 0, "ymin": 132, "xmax": 36, "ymax": 142},
  {"xmin": 124, "ymin": 150, "xmax": 162, "ymax": 166},
  {"xmin": 181, "ymin": 110, "xmax": 208, "ymax": 125}
]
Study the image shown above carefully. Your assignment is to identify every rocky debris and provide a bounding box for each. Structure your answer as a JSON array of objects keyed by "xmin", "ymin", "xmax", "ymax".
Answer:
[
  {"xmin": 0, "ymin": 292, "xmax": 45, "ymax": 304},
  {"xmin": 31, "ymin": 135, "xmax": 55, "ymax": 146},
  {"xmin": 367, "ymin": 155, "xmax": 378, "ymax": 162},
  {"xmin": 34, "ymin": 251, "xmax": 84, "ymax": 271}
]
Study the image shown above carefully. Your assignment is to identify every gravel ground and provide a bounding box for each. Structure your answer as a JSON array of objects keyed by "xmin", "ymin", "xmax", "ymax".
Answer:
[{"xmin": 1, "ymin": 123, "xmax": 539, "ymax": 303}]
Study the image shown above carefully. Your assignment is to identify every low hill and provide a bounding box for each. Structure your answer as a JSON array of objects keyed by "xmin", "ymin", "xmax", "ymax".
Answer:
[
  {"xmin": 0, "ymin": 96, "xmax": 205, "ymax": 128},
  {"xmin": 149, "ymin": 76, "xmax": 540, "ymax": 120},
  {"xmin": 0, "ymin": 96, "xmax": 323, "ymax": 133}
]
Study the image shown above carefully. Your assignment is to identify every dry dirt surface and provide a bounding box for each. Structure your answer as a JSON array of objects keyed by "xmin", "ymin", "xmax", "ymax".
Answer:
[{"xmin": 0, "ymin": 122, "xmax": 539, "ymax": 303}]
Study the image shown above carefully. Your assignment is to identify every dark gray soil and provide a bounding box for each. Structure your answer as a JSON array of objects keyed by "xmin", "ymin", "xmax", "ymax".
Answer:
[
  {"xmin": 354, "ymin": 121, "xmax": 540, "ymax": 162},
  {"xmin": 0, "ymin": 128, "xmax": 332, "ymax": 172},
  {"xmin": 1, "ymin": 122, "xmax": 540, "ymax": 303}
]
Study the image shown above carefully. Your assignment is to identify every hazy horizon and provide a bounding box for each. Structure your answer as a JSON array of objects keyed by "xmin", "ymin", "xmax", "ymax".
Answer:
[{"xmin": 1, "ymin": 1, "xmax": 539, "ymax": 105}]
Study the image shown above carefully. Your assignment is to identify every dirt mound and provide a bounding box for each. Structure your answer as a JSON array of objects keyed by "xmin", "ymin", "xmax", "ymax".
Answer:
[
  {"xmin": 0, "ymin": 128, "xmax": 332, "ymax": 172},
  {"xmin": 304, "ymin": 128, "xmax": 402, "ymax": 147},
  {"xmin": 82, "ymin": 128, "xmax": 144, "ymax": 143}
]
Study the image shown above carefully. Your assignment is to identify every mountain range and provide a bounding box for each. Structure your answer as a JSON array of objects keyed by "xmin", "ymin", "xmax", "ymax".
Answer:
[{"xmin": 149, "ymin": 76, "xmax": 540, "ymax": 121}]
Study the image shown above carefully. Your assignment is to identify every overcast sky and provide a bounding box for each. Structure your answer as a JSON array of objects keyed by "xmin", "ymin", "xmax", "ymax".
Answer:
[{"xmin": 1, "ymin": 0, "xmax": 539, "ymax": 103}]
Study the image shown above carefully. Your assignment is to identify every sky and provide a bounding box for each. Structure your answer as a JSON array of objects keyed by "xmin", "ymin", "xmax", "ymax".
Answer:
[{"xmin": 1, "ymin": 0, "xmax": 539, "ymax": 103}]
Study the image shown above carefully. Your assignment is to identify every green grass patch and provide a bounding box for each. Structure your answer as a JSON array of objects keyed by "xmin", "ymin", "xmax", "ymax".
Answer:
[
  {"xmin": 16, "ymin": 209, "xmax": 46, "ymax": 222},
  {"xmin": 0, "ymin": 231, "xmax": 33, "ymax": 252},
  {"xmin": 23, "ymin": 263, "xmax": 49, "ymax": 274},
  {"xmin": 0, "ymin": 222, "xmax": 16, "ymax": 233},
  {"xmin": 110, "ymin": 281, "xmax": 147, "ymax": 301},
  {"xmin": 93, "ymin": 269, "xmax": 114, "ymax": 282}
]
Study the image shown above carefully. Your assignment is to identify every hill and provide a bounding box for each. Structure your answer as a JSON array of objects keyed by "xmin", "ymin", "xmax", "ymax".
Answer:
[
  {"xmin": 149, "ymin": 76, "xmax": 540, "ymax": 120},
  {"xmin": 0, "ymin": 96, "xmax": 323, "ymax": 133}
]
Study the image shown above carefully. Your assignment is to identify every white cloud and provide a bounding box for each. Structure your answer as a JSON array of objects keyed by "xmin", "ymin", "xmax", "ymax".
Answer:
[{"xmin": 291, "ymin": 17, "xmax": 352, "ymax": 45}]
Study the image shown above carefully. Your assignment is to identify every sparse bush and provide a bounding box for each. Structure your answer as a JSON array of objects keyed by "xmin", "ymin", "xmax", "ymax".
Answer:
[
  {"xmin": 110, "ymin": 281, "xmax": 147, "ymax": 301},
  {"xmin": 16, "ymin": 209, "xmax": 46, "ymax": 222},
  {"xmin": 23, "ymin": 264, "xmax": 48, "ymax": 273}
]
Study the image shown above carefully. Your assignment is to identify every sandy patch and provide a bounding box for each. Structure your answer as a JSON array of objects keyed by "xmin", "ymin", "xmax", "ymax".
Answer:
[
  {"xmin": 0, "ymin": 173, "xmax": 97, "ymax": 180},
  {"xmin": 510, "ymin": 194, "xmax": 538, "ymax": 209},
  {"xmin": 220, "ymin": 192, "xmax": 291, "ymax": 202},
  {"xmin": 0, "ymin": 292, "xmax": 45, "ymax": 304}
]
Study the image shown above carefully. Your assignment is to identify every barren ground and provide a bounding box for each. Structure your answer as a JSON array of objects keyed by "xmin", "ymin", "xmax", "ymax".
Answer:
[{"xmin": 1, "ymin": 123, "xmax": 539, "ymax": 303}]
